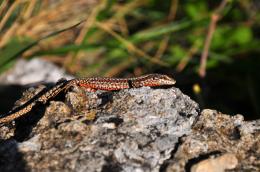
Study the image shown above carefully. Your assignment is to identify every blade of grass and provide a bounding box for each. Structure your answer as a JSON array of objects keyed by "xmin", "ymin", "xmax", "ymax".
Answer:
[
  {"xmin": 0, "ymin": 21, "xmax": 84, "ymax": 72},
  {"xmin": 0, "ymin": 0, "xmax": 23, "ymax": 32},
  {"xmin": 33, "ymin": 44, "xmax": 100, "ymax": 56},
  {"xmin": 131, "ymin": 18, "xmax": 208, "ymax": 43}
]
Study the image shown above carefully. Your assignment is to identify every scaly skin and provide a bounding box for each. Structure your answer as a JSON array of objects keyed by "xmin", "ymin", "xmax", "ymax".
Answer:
[{"xmin": 0, "ymin": 74, "xmax": 175, "ymax": 124}]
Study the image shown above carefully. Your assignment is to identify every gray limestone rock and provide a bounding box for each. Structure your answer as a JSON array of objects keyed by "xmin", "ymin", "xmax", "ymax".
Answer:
[
  {"xmin": 0, "ymin": 59, "xmax": 73, "ymax": 85},
  {"xmin": 0, "ymin": 84, "xmax": 259, "ymax": 172},
  {"xmin": 166, "ymin": 109, "xmax": 260, "ymax": 172},
  {"xmin": 0, "ymin": 85, "xmax": 199, "ymax": 172}
]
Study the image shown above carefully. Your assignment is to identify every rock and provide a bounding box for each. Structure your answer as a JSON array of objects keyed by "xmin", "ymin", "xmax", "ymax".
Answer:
[
  {"xmin": 166, "ymin": 109, "xmax": 260, "ymax": 172},
  {"xmin": 0, "ymin": 59, "xmax": 73, "ymax": 85},
  {"xmin": 0, "ymin": 58, "xmax": 73, "ymax": 119},
  {"xmin": 0, "ymin": 86, "xmax": 199, "ymax": 172},
  {"xmin": 190, "ymin": 153, "xmax": 238, "ymax": 172},
  {"xmin": 0, "ymin": 85, "xmax": 259, "ymax": 172}
]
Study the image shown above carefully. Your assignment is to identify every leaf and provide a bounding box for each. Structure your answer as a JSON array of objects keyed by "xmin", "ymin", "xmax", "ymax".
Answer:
[
  {"xmin": 231, "ymin": 26, "xmax": 252, "ymax": 45},
  {"xmin": 184, "ymin": 1, "xmax": 207, "ymax": 20}
]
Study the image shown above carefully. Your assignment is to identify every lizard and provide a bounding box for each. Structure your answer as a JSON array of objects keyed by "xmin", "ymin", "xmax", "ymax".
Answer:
[{"xmin": 0, "ymin": 74, "xmax": 176, "ymax": 124}]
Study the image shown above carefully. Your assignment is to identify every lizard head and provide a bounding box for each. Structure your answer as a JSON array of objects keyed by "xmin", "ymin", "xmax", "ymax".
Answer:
[{"xmin": 134, "ymin": 74, "xmax": 176, "ymax": 87}]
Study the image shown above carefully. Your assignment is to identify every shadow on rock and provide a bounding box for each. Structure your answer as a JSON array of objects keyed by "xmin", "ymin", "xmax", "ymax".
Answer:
[{"xmin": 0, "ymin": 139, "xmax": 28, "ymax": 172}]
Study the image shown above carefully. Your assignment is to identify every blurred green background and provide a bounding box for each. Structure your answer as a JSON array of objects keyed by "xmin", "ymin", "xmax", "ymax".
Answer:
[{"xmin": 0, "ymin": 0, "xmax": 259, "ymax": 119}]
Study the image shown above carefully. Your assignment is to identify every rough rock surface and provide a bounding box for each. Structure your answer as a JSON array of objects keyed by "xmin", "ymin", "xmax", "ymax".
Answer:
[
  {"xmin": 0, "ymin": 84, "xmax": 259, "ymax": 172},
  {"xmin": 166, "ymin": 109, "xmax": 260, "ymax": 172},
  {"xmin": 0, "ymin": 85, "xmax": 199, "ymax": 172}
]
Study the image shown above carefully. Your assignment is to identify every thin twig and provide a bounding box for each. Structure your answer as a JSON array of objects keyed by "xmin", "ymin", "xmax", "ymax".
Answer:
[{"xmin": 199, "ymin": 0, "xmax": 229, "ymax": 77}]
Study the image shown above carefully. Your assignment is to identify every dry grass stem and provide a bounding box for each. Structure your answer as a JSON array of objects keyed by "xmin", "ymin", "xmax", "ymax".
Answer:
[
  {"xmin": 23, "ymin": 0, "xmax": 36, "ymax": 19},
  {"xmin": 96, "ymin": 22, "xmax": 169, "ymax": 67},
  {"xmin": 177, "ymin": 40, "xmax": 201, "ymax": 71},
  {"xmin": 104, "ymin": 58, "xmax": 135, "ymax": 77},
  {"xmin": 0, "ymin": 0, "xmax": 22, "ymax": 33},
  {"xmin": 0, "ymin": 0, "xmax": 9, "ymax": 17}
]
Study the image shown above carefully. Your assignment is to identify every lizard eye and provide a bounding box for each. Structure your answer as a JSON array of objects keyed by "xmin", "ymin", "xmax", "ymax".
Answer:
[{"xmin": 152, "ymin": 76, "xmax": 159, "ymax": 80}]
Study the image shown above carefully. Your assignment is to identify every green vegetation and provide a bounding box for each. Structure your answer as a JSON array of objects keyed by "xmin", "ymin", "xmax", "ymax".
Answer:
[{"xmin": 0, "ymin": 0, "xmax": 259, "ymax": 118}]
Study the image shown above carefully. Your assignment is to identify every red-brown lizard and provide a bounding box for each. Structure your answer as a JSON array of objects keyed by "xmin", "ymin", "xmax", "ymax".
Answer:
[{"xmin": 0, "ymin": 74, "xmax": 176, "ymax": 124}]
